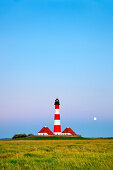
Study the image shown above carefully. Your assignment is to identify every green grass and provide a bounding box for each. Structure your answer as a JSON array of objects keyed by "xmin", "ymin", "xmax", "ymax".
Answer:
[{"xmin": 0, "ymin": 139, "xmax": 113, "ymax": 169}]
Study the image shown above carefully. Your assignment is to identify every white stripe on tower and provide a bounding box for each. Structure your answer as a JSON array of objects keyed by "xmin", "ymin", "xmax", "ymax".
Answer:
[
  {"xmin": 55, "ymin": 109, "xmax": 60, "ymax": 114},
  {"xmin": 54, "ymin": 120, "xmax": 61, "ymax": 125},
  {"xmin": 54, "ymin": 98, "xmax": 61, "ymax": 135}
]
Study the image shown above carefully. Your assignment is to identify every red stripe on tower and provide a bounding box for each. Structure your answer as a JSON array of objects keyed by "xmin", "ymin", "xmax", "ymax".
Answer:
[
  {"xmin": 54, "ymin": 114, "xmax": 60, "ymax": 120},
  {"xmin": 55, "ymin": 105, "xmax": 59, "ymax": 109},
  {"xmin": 54, "ymin": 98, "xmax": 61, "ymax": 135}
]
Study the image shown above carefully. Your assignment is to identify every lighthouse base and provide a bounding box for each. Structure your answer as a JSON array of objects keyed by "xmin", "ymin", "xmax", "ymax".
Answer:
[{"xmin": 54, "ymin": 132, "xmax": 62, "ymax": 135}]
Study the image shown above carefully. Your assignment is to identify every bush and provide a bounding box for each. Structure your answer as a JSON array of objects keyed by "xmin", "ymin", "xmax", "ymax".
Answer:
[
  {"xmin": 12, "ymin": 134, "xmax": 27, "ymax": 139},
  {"xmin": 28, "ymin": 134, "xmax": 34, "ymax": 137}
]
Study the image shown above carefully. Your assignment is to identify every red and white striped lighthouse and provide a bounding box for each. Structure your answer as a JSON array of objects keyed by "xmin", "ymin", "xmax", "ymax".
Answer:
[{"xmin": 54, "ymin": 98, "xmax": 61, "ymax": 135}]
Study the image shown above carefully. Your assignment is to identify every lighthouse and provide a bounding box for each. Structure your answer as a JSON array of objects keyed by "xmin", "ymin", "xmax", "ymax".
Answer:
[{"xmin": 54, "ymin": 98, "xmax": 61, "ymax": 135}]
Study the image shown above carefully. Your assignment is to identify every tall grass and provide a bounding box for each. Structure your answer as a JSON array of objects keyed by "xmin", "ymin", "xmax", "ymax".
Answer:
[{"xmin": 0, "ymin": 139, "xmax": 113, "ymax": 169}]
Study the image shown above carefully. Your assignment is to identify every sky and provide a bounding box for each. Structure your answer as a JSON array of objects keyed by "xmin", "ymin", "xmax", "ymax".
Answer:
[{"xmin": 0, "ymin": 0, "xmax": 113, "ymax": 138}]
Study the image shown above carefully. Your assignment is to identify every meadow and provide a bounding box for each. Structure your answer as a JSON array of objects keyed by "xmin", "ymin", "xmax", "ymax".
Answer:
[{"xmin": 0, "ymin": 138, "xmax": 113, "ymax": 169}]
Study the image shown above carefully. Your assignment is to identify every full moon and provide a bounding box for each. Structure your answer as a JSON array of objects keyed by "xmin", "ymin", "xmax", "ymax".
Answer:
[{"xmin": 94, "ymin": 117, "xmax": 97, "ymax": 121}]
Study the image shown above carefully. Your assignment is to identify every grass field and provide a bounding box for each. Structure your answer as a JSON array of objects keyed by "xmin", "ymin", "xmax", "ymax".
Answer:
[{"xmin": 0, "ymin": 138, "xmax": 113, "ymax": 169}]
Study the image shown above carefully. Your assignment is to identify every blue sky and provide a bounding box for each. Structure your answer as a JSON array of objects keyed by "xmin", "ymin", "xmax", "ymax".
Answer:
[{"xmin": 0, "ymin": 0, "xmax": 113, "ymax": 138}]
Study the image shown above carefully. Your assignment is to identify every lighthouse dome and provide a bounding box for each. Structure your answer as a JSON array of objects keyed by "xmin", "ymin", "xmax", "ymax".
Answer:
[{"xmin": 54, "ymin": 98, "xmax": 60, "ymax": 105}]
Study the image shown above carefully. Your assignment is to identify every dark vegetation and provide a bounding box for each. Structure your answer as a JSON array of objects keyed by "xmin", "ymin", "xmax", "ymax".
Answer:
[
  {"xmin": 12, "ymin": 134, "xmax": 113, "ymax": 140},
  {"xmin": 12, "ymin": 134, "xmax": 27, "ymax": 139},
  {"xmin": 12, "ymin": 136, "xmax": 86, "ymax": 140},
  {"xmin": 28, "ymin": 134, "xmax": 34, "ymax": 137},
  {"xmin": 12, "ymin": 134, "xmax": 35, "ymax": 139}
]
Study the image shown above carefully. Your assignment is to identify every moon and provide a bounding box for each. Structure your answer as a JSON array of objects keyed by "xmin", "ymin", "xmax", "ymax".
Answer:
[{"xmin": 94, "ymin": 117, "xmax": 97, "ymax": 121}]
